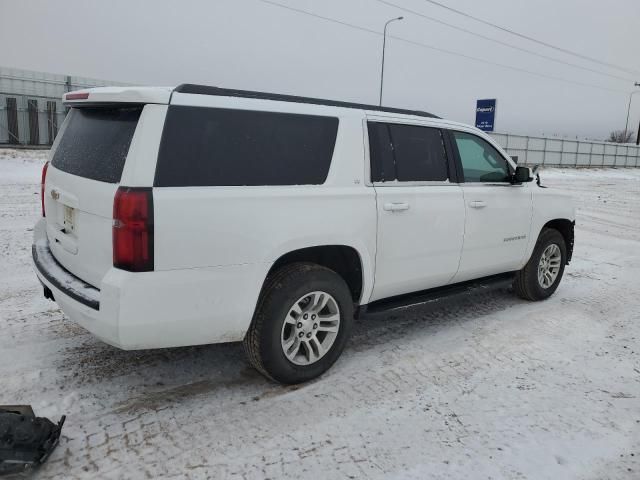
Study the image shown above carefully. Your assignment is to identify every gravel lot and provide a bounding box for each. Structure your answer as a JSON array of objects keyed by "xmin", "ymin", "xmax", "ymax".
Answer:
[{"xmin": 1, "ymin": 149, "xmax": 639, "ymax": 479}]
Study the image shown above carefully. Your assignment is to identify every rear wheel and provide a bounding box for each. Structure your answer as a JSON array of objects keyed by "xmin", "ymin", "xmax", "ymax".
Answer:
[
  {"xmin": 243, "ymin": 263, "xmax": 354, "ymax": 384},
  {"xmin": 513, "ymin": 228, "xmax": 567, "ymax": 301}
]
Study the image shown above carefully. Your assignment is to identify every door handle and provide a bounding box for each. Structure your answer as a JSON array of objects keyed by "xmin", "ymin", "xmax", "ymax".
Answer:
[
  {"xmin": 383, "ymin": 202, "xmax": 410, "ymax": 212},
  {"xmin": 468, "ymin": 200, "xmax": 487, "ymax": 209}
]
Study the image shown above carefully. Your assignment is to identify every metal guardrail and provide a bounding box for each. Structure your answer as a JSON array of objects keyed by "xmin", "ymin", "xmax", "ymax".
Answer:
[{"xmin": 490, "ymin": 132, "xmax": 640, "ymax": 168}]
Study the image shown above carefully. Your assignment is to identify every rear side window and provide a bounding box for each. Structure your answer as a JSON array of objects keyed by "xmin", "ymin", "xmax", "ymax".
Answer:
[
  {"xmin": 368, "ymin": 122, "xmax": 449, "ymax": 182},
  {"xmin": 51, "ymin": 107, "xmax": 142, "ymax": 183},
  {"xmin": 154, "ymin": 106, "xmax": 339, "ymax": 187},
  {"xmin": 367, "ymin": 123, "xmax": 395, "ymax": 182}
]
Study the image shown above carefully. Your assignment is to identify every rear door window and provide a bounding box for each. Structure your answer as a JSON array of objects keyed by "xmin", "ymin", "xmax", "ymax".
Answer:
[
  {"xmin": 154, "ymin": 106, "xmax": 339, "ymax": 187},
  {"xmin": 368, "ymin": 122, "xmax": 449, "ymax": 182},
  {"xmin": 367, "ymin": 123, "xmax": 395, "ymax": 182},
  {"xmin": 51, "ymin": 107, "xmax": 142, "ymax": 183}
]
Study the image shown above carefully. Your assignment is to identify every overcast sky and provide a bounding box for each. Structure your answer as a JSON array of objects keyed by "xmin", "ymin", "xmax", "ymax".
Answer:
[{"xmin": 1, "ymin": 0, "xmax": 639, "ymax": 139}]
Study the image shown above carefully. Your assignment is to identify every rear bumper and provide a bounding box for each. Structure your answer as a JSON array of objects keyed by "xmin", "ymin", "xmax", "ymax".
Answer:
[
  {"xmin": 32, "ymin": 219, "xmax": 120, "ymax": 346},
  {"xmin": 32, "ymin": 236, "xmax": 100, "ymax": 310},
  {"xmin": 32, "ymin": 218, "xmax": 266, "ymax": 350}
]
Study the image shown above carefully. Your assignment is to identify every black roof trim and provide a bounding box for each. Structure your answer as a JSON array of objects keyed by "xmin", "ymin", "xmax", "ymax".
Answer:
[{"xmin": 173, "ymin": 84, "xmax": 439, "ymax": 119}]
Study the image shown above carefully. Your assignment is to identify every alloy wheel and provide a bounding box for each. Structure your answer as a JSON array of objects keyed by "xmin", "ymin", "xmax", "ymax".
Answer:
[
  {"xmin": 537, "ymin": 243, "xmax": 562, "ymax": 289},
  {"xmin": 280, "ymin": 291, "xmax": 341, "ymax": 366}
]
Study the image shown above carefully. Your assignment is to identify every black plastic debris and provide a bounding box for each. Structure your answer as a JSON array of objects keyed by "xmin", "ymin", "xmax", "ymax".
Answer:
[{"xmin": 0, "ymin": 406, "xmax": 65, "ymax": 475}]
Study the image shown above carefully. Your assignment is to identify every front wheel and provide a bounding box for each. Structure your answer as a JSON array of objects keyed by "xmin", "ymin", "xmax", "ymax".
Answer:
[
  {"xmin": 513, "ymin": 228, "xmax": 567, "ymax": 301},
  {"xmin": 243, "ymin": 263, "xmax": 354, "ymax": 384}
]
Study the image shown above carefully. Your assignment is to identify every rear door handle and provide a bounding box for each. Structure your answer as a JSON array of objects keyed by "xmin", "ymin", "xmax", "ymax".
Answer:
[
  {"xmin": 383, "ymin": 202, "xmax": 410, "ymax": 212},
  {"xmin": 468, "ymin": 200, "xmax": 487, "ymax": 209}
]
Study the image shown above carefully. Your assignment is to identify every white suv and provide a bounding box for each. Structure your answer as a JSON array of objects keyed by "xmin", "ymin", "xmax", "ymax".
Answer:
[{"xmin": 33, "ymin": 84, "xmax": 575, "ymax": 384}]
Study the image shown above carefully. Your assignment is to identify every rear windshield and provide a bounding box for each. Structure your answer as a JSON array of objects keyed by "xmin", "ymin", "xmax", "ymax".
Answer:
[
  {"xmin": 154, "ymin": 106, "xmax": 339, "ymax": 187},
  {"xmin": 51, "ymin": 107, "xmax": 142, "ymax": 183}
]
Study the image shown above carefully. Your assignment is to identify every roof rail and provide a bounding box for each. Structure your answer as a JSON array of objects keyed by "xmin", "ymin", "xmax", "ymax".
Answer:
[{"xmin": 173, "ymin": 84, "xmax": 439, "ymax": 119}]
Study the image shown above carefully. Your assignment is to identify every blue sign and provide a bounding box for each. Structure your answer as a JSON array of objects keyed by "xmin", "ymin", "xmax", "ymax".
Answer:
[{"xmin": 475, "ymin": 99, "xmax": 497, "ymax": 131}]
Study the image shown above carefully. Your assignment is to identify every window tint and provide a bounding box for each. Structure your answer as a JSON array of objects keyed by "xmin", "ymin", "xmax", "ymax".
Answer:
[
  {"xmin": 155, "ymin": 106, "xmax": 339, "ymax": 187},
  {"xmin": 389, "ymin": 124, "xmax": 448, "ymax": 181},
  {"xmin": 452, "ymin": 131, "xmax": 510, "ymax": 182},
  {"xmin": 51, "ymin": 107, "xmax": 142, "ymax": 183},
  {"xmin": 368, "ymin": 122, "xmax": 449, "ymax": 182},
  {"xmin": 367, "ymin": 123, "xmax": 395, "ymax": 182}
]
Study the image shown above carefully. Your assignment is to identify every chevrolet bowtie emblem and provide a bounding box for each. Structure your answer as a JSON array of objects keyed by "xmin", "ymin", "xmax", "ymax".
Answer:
[{"xmin": 50, "ymin": 189, "xmax": 60, "ymax": 200}]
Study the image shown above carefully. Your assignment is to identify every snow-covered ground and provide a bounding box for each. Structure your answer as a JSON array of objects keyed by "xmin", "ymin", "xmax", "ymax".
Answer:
[{"xmin": 1, "ymin": 149, "xmax": 639, "ymax": 479}]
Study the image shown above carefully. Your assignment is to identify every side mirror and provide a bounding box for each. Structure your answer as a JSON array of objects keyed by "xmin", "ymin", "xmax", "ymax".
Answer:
[{"xmin": 512, "ymin": 166, "xmax": 533, "ymax": 183}]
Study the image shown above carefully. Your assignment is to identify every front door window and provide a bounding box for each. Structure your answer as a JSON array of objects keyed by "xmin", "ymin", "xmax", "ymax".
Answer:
[{"xmin": 452, "ymin": 131, "xmax": 510, "ymax": 183}]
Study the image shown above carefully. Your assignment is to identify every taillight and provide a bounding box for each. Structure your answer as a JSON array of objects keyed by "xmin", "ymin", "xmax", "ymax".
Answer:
[
  {"xmin": 113, "ymin": 187, "xmax": 154, "ymax": 272},
  {"xmin": 41, "ymin": 161, "xmax": 49, "ymax": 217}
]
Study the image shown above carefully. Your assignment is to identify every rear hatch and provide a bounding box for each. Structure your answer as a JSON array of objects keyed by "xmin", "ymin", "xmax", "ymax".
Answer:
[{"xmin": 44, "ymin": 106, "xmax": 142, "ymax": 287}]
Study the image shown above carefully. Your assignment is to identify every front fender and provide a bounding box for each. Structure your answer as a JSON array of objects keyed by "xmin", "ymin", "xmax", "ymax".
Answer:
[{"xmin": 523, "ymin": 188, "xmax": 576, "ymax": 266}]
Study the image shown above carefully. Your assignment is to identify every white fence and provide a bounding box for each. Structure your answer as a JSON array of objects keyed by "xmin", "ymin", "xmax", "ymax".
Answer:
[
  {"xmin": 490, "ymin": 133, "xmax": 640, "ymax": 168},
  {"xmin": 0, "ymin": 66, "xmax": 126, "ymax": 146}
]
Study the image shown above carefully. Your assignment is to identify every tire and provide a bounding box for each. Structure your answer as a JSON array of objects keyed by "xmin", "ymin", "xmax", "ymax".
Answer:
[
  {"xmin": 243, "ymin": 262, "xmax": 354, "ymax": 384},
  {"xmin": 513, "ymin": 228, "xmax": 567, "ymax": 301}
]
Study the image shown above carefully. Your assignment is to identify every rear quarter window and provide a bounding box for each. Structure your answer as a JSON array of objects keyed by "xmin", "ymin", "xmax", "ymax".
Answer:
[
  {"xmin": 51, "ymin": 107, "xmax": 142, "ymax": 183},
  {"xmin": 154, "ymin": 106, "xmax": 339, "ymax": 187}
]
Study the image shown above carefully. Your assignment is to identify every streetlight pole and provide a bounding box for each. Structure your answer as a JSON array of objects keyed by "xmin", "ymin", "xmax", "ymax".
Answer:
[
  {"xmin": 623, "ymin": 82, "xmax": 640, "ymax": 142},
  {"xmin": 379, "ymin": 16, "xmax": 403, "ymax": 107}
]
